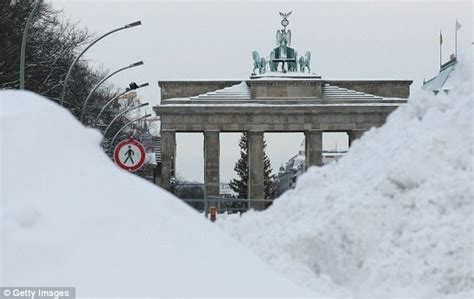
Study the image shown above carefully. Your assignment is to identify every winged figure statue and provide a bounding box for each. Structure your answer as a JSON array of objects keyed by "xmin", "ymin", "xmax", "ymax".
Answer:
[
  {"xmin": 276, "ymin": 29, "xmax": 291, "ymax": 47},
  {"xmin": 279, "ymin": 11, "xmax": 292, "ymax": 19}
]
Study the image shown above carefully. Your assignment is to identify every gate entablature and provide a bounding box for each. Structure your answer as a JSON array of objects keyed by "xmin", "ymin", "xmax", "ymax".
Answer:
[{"xmin": 159, "ymin": 78, "xmax": 411, "ymax": 103}]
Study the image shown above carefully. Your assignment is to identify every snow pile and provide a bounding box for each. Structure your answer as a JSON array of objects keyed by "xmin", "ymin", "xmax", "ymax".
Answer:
[
  {"xmin": 0, "ymin": 91, "xmax": 311, "ymax": 298},
  {"xmin": 219, "ymin": 53, "xmax": 473, "ymax": 298}
]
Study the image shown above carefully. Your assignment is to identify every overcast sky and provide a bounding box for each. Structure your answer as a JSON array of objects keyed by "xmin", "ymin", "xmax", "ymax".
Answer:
[{"xmin": 52, "ymin": 0, "xmax": 472, "ymax": 182}]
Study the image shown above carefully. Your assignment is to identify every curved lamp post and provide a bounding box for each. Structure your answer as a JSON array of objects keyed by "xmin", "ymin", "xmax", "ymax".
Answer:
[
  {"xmin": 60, "ymin": 20, "xmax": 142, "ymax": 105},
  {"xmin": 108, "ymin": 113, "xmax": 152, "ymax": 155},
  {"xmin": 95, "ymin": 82, "xmax": 149, "ymax": 125},
  {"xmin": 19, "ymin": 0, "xmax": 43, "ymax": 90},
  {"xmin": 103, "ymin": 102, "xmax": 149, "ymax": 137},
  {"xmin": 80, "ymin": 61, "xmax": 144, "ymax": 122}
]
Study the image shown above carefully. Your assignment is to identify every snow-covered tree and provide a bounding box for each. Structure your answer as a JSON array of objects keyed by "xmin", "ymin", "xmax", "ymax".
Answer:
[
  {"xmin": 1, "ymin": 1, "xmax": 148, "ymax": 161},
  {"xmin": 229, "ymin": 133, "xmax": 275, "ymax": 206},
  {"xmin": 230, "ymin": 133, "xmax": 250, "ymax": 199}
]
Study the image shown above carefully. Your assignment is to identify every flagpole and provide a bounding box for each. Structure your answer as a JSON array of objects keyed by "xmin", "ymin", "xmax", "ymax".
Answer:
[
  {"xmin": 455, "ymin": 20, "xmax": 458, "ymax": 58},
  {"xmin": 439, "ymin": 30, "xmax": 442, "ymax": 69}
]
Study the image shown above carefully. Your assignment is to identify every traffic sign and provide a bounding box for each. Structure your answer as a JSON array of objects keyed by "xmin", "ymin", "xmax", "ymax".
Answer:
[{"xmin": 113, "ymin": 138, "xmax": 146, "ymax": 172}]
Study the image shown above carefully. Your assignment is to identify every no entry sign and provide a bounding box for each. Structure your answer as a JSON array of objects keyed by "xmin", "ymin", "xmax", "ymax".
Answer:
[{"xmin": 114, "ymin": 138, "xmax": 146, "ymax": 172}]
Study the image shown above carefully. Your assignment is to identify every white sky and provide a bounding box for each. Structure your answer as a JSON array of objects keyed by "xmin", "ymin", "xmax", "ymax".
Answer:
[{"xmin": 52, "ymin": 0, "xmax": 472, "ymax": 182}]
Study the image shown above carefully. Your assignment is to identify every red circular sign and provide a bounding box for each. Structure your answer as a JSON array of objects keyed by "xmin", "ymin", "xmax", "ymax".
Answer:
[{"xmin": 114, "ymin": 138, "xmax": 146, "ymax": 172}]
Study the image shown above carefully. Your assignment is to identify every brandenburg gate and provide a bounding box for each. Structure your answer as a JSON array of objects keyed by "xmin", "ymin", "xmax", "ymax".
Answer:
[{"xmin": 153, "ymin": 13, "xmax": 412, "ymax": 207}]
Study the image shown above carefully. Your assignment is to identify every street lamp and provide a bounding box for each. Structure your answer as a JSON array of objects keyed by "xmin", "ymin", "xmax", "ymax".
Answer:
[
  {"xmin": 103, "ymin": 102, "xmax": 149, "ymax": 137},
  {"xmin": 19, "ymin": 0, "xmax": 43, "ymax": 90},
  {"xmin": 108, "ymin": 113, "xmax": 152, "ymax": 155},
  {"xmin": 60, "ymin": 20, "xmax": 142, "ymax": 105},
  {"xmin": 80, "ymin": 61, "xmax": 144, "ymax": 122},
  {"xmin": 95, "ymin": 82, "xmax": 149, "ymax": 125}
]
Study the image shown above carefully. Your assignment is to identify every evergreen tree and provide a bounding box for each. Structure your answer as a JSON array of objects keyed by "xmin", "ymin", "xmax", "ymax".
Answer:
[
  {"xmin": 229, "ymin": 133, "xmax": 275, "ymax": 209},
  {"xmin": 264, "ymin": 149, "xmax": 276, "ymax": 206},
  {"xmin": 229, "ymin": 133, "xmax": 249, "ymax": 199}
]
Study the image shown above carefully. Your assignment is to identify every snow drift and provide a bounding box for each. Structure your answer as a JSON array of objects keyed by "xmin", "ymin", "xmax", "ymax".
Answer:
[
  {"xmin": 219, "ymin": 53, "xmax": 473, "ymax": 298},
  {"xmin": 0, "ymin": 91, "xmax": 311, "ymax": 297}
]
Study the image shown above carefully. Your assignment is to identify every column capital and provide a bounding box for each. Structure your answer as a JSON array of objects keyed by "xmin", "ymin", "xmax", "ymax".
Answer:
[
  {"xmin": 160, "ymin": 129, "xmax": 176, "ymax": 134},
  {"xmin": 305, "ymin": 129, "xmax": 323, "ymax": 134},
  {"xmin": 348, "ymin": 130, "xmax": 365, "ymax": 146},
  {"xmin": 248, "ymin": 130, "xmax": 264, "ymax": 134}
]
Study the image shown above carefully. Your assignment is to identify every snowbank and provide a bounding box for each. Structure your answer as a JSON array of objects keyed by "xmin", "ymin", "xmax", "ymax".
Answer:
[
  {"xmin": 219, "ymin": 52, "xmax": 473, "ymax": 298},
  {"xmin": 0, "ymin": 91, "xmax": 311, "ymax": 298}
]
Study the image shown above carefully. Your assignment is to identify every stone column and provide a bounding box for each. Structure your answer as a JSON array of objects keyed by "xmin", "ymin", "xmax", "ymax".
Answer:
[
  {"xmin": 247, "ymin": 131, "xmax": 265, "ymax": 209},
  {"xmin": 160, "ymin": 130, "xmax": 176, "ymax": 192},
  {"xmin": 348, "ymin": 130, "xmax": 365, "ymax": 147},
  {"xmin": 305, "ymin": 130, "xmax": 323, "ymax": 170},
  {"xmin": 153, "ymin": 164, "xmax": 162, "ymax": 187},
  {"xmin": 203, "ymin": 130, "xmax": 220, "ymax": 206}
]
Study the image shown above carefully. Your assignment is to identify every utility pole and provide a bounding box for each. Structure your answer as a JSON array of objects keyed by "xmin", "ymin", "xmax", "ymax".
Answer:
[{"xmin": 19, "ymin": 0, "xmax": 43, "ymax": 90}]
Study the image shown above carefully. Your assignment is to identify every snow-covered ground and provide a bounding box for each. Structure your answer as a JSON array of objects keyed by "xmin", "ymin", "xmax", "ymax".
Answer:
[
  {"xmin": 1, "ymin": 54, "xmax": 472, "ymax": 299},
  {"xmin": 0, "ymin": 91, "xmax": 311, "ymax": 298},
  {"xmin": 219, "ymin": 52, "xmax": 473, "ymax": 299}
]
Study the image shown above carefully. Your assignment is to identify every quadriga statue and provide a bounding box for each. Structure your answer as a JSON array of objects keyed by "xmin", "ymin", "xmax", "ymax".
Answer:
[
  {"xmin": 299, "ymin": 51, "xmax": 311, "ymax": 73},
  {"xmin": 252, "ymin": 51, "xmax": 266, "ymax": 75}
]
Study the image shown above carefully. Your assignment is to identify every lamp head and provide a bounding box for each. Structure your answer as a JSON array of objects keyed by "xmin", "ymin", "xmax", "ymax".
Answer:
[
  {"xmin": 129, "ymin": 82, "xmax": 139, "ymax": 90},
  {"xmin": 125, "ymin": 21, "xmax": 142, "ymax": 28},
  {"xmin": 130, "ymin": 61, "xmax": 144, "ymax": 67}
]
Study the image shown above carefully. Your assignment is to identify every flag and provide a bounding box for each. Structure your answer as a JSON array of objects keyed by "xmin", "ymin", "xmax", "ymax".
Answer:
[
  {"xmin": 456, "ymin": 20, "xmax": 462, "ymax": 31},
  {"xmin": 440, "ymin": 31, "xmax": 443, "ymax": 44}
]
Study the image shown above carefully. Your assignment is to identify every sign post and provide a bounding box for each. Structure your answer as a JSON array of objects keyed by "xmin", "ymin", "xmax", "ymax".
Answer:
[{"xmin": 113, "ymin": 138, "xmax": 146, "ymax": 172}]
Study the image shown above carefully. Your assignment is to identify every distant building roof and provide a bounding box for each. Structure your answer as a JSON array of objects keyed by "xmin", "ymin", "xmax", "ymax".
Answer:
[{"xmin": 422, "ymin": 57, "xmax": 458, "ymax": 94}]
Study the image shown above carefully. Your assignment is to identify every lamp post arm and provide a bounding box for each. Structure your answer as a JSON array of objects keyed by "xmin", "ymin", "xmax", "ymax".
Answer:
[
  {"xmin": 95, "ymin": 90, "xmax": 129, "ymax": 123},
  {"xmin": 80, "ymin": 61, "xmax": 144, "ymax": 122},
  {"xmin": 19, "ymin": 0, "xmax": 43, "ymax": 90},
  {"xmin": 103, "ymin": 102, "xmax": 149, "ymax": 137},
  {"xmin": 60, "ymin": 21, "xmax": 142, "ymax": 105},
  {"xmin": 108, "ymin": 114, "xmax": 152, "ymax": 155},
  {"xmin": 95, "ymin": 82, "xmax": 149, "ymax": 124}
]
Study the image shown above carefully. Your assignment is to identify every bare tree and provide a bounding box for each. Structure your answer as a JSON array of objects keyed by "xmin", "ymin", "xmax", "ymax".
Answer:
[{"xmin": 1, "ymin": 1, "xmax": 145, "ymax": 160}]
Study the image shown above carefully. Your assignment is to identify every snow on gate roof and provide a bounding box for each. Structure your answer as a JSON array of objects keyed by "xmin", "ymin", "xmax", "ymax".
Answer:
[
  {"xmin": 190, "ymin": 81, "xmax": 251, "ymax": 101},
  {"xmin": 180, "ymin": 81, "xmax": 392, "ymax": 104}
]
